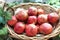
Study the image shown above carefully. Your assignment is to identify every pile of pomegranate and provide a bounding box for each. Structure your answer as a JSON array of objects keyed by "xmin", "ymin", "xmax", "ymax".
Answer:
[{"xmin": 7, "ymin": 7, "xmax": 59, "ymax": 37}]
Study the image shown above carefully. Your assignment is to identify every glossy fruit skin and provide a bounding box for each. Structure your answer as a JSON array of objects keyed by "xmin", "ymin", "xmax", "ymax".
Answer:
[
  {"xmin": 26, "ymin": 24, "xmax": 38, "ymax": 37},
  {"xmin": 27, "ymin": 16, "xmax": 37, "ymax": 24},
  {"xmin": 39, "ymin": 23, "xmax": 53, "ymax": 34},
  {"xmin": 28, "ymin": 7, "xmax": 37, "ymax": 16},
  {"xmin": 16, "ymin": 9, "xmax": 28, "ymax": 21},
  {"xmin": 38, "ymin": 14, "xmax": 48, "ymax": 24},
  {"xmin": 14, "ymin": 22, "xmax": 25, "ymax": 34},
  {"xmin": 7, "ymin": 16, "xmax": 17, "ymax": 26},
  {"xmin": 48, "ymin": 12, "xmax": 59, "ymax": 24},
  {"xmin": 37, "ymin": 9, "xmax": 45, "ymax": 15}
]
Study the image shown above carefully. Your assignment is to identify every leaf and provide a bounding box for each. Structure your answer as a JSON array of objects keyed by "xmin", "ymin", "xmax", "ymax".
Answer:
[
  {"xmin": 0, "ymin": 37, "xmax": 3, "ymax": 40},
  {"xmin": 0, "ymin": 7, "xmax": 12, "ymax": 25},
  {"xmin": 7, "ymin": 1, "xmax": 20, "ymax": 7},
  {"xmin": 0, "ymin": 16, "xmax": 6, "ymax": 24},
  {"xmin": 0, "ymin": 24, "xmax": 4, "ymax": 29},
  {"xmin": 0, "ymin": 26, "xmax": 8, "ymax": 36},
  {"xmin": 4, "ymin": 11, "xmax": 12, "ymax": 23},
  {"xmin": 0, "ymin": 17, "xmax": 4, "ymax": 23},
  {"xmin": 46, "ymin": 0, "xmax": 60, "ymax": 8},
  {"xmin": 52, "ymin": 35, "xmax": 60, "ymax": 40},
  {"xmin": 0, "ymin": 27, "xmax": 8, "ymax": 40}
]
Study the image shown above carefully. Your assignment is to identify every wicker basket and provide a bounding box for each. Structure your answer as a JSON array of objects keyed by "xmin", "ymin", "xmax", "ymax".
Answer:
[{"xmin": 6, "ymin": 3, "xmax": 60, "ymax": 40}]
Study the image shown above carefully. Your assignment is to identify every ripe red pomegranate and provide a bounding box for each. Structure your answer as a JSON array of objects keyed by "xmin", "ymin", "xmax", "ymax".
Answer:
[
  {"xmin": 39, "ymin": 23, "xmax": 53, "ymax": 34},
  {"xmin": 7, "ymin": 16, "xmax": 17, "ymax": 26},
  {"xmin": 28, "ymin": 7, "xmax": 37, "ymax": 16},
  {"xmin": 37, "ymin": 8, "xmax": 45, "ymax": 15},
  {"xmin": 38, "ymin": 14, "xmax": 48, "ymax": 24},
  {"xmin": 26, "ymin": 24, "xmax": 38, "ymax": 37},
  {"xmin": 14, "ymin": 22, "xmax": 25, "ymax": 34},
  {"xmin": 27, "ymin": 16, "xmax": 37, "ymax": 24},
  {"xmin": 48, "ymin": 12, "xmax": 59, "ymax": 24},
  {"xmin": 16, "ymin": 9, "xmax": 28, "ymax": 21}
]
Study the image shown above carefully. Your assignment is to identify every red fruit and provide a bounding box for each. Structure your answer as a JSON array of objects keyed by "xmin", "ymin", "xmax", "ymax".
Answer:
[
  {"xmin": 36, "ymin": 24, "xmax": 40, "ymax": 28},
  {"xmin": 25, "ymin": 10, "xmax": 28, "ymax": 13},
  {"xmin": 38, "ymin": 14, "xmax": 48, "ymax": 24},
  {"xmin": 48, "ymin": 12, "xmax": 59, "ymax": 24},
  {"xmin": 14, "ymin": 22, "xmax": 25, "ymax": 34},
  {"xmin": 16, "ymin": 9, "xmax": 28, "ymax": 21},
  {"xmin": 36, "ymin": 24, "xmax": 40, "ymax": 33},
  {"xmin": 37, "ymin": 8, "xmax": 45, "ymax": 15},
  {"xmin": 26, "ymin": 24, "xmax": 38, "ymax": 37},
  {"xmin": 27, "ymin": 16, "xmax": 37, "ymax": 24},
  {"xmin": 28, "ymin": 7, "xmax": 37, "ymax": 16},
  {"xmin": 7, "ymin": 16, "xmax": 17, "ymax": 26},
  {"xmin": 15, "ymin": 8, "xmax": 24, "ymax": 14},
  {"xmin": 39, "ymin": 23, "xmax": 53, "ymax": 34}
]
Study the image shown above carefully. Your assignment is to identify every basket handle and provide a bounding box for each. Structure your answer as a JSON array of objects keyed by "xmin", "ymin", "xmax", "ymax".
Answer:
[
  {"xmin": 3, "ymin": 3, "xmax": 14, "ymax": 16},
  {"xmin": 6, "ymin": 7, "xmax": 14, "ymax": 15},
  {"xmin": 57, "ymin": 8, "xmax": 60, "ymax": 16}
]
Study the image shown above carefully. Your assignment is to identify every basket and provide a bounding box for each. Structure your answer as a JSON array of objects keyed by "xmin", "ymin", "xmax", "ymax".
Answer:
[{"xmin": 6, "ymin": 3, "xmax": 60, "ymax": 40}]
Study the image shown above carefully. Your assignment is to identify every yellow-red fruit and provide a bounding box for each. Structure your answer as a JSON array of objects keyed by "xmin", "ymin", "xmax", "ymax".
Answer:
[
  {"xmin": 14, "ymin": 22, "xmax": 25, "ymax": 34},
  {"xmin": 37, "ymin": 8, "xmax": 45, "ymax": 15},
  {"xmin": 39, "ymin": 23, "xmax": 53, "ymax": 34},
  {"xmin": 27, "ymin": 16, "xmax": 37, "ymax": 24},
  {"xmin": 36, "ymin": 24, "xmax": 40, "ymax": 33},
  {"xmin": 38, "ymin": 14, "xmax": 48, "ymax": 24},
  {"xmin": 7, "ymin": 16, "xmax": 17, "ymax": 26},
  {"xmin": 48, "ymin": 12, "xmax": 59, "ymax": 24},
  {"xmin": 16, "ymin": 9, "xmax": 28, "ymax": 21},
  {"xmin": 28, "ymin": 7, "xmax": 37, "ymax": 16},
  {"xmin": 26, "ymin": 24, "xmax": 38, "ymax": 37}
]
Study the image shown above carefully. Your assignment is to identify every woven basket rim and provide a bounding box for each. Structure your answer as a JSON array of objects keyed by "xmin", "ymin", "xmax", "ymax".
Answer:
[
  {"xmin": 6, "ymin": 3, "xmax": 60, "ymax": 40},
  {"xmin": 12, "ymin": 3, "xmax": 57, "ymax": 11}
]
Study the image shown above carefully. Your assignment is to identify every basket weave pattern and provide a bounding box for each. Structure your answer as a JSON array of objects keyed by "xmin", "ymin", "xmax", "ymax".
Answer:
[{"xmin": 7, "ymin": 3, "xmax": 60, "ymax": 40}]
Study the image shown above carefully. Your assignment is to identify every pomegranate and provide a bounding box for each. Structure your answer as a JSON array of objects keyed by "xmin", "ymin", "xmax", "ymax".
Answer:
[
  {"xmin": 38, "ymin": 14, "xmax": 48, "ymax": 24},
  {"xmin": 26, "ymin": 24, "xmax": 38, "ymax": 37},
  {"xmin": 37, "ymin": 8, "xmax": 45, "ymax": 15},
  {"xmin": 16, "ymin": 9, "xmax": 28, "ymax": 21},
  {"xmin": 14, "ymin": 22, "xmax": 25, "ymax": 34},
  {"xmin": 28, "ymin": 7, "xmax": 37, "ymax": 16},
  {"xmin": 39, "ymin": 23, "xmax": 53, "ymax": 34},
  {"xmin": 7, "ymin": 16, "xmax": 17, "ymax": 26},
  {"xmin": 27, "ymin": 16, "xmax": 37, "ymax": 24},
  {"xmin": 48, "ymin": 12, "xmax": 59, "ymax": 24}
]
